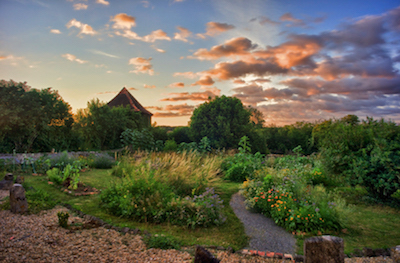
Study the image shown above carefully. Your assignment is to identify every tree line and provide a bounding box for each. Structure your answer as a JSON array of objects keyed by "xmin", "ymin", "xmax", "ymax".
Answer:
[{"xmin": 1, "ymin": 80, "xmax": 399, "ymax": 164}]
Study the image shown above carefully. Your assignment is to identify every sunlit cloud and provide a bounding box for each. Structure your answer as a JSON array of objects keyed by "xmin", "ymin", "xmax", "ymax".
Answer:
[
  {"xmin": 161, "ymin": 87, "xmax": 221, "ymax": 102},
  {"xmin": 73, "ymin": 3, "xmax": 88, "ymax": 10},
  {"xmin": 129, "ymin": 57, "xmax": 154, "ymax": 75},
  {"xmin": 61, "ymin": 53, "xmax": 88, "ymax": 64},
  {"xmin": 169, "ymin": 82, "xmax": 185, "ymax": 88},
  {"xmin": 144, "ymin": 84, "xmax": 156, "ymax": 89},
  {"xmin": 173, "ymin": 71, "xmax": 199, "ymax": 79},
  {"xmin": 280, "ymin": 13, "xmax": 306, "ymax": 27},
  {"xmin": 191, "ymin": 75, "xmax": 214, "ymax": 86},
  {"xmin": 66, "ymin": 19, "xmax": 97, "ymax": 35},
  {"xmin": 111, "ymin": 13, "xmax": 136, "ymax": 29},
  {"xmin": 151, "ymin": 104, "xmax": 195, "ymax": 117},
  {"xmin": 50, "ymin": 29, "xmax": 61, "ymax": 34},
  {"xmin": 151, "ymin": 45, "xmax": 166, "ymax": 53},
  {"xmin": 174, "ymin": 26, "xmax": 192, "ymax": 42},
  {"xmin": 96, "ymin": 0, "xmax": 110, "ymax": 6},
  {"xmin": 197, "ymin": 21, "xmax": 235, "ymax": 38},
  {"xmin": 142, "ymin": 29, "xmax": 171, "ymax": 42}
]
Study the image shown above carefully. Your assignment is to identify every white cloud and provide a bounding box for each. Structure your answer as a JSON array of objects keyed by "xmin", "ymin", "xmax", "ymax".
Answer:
[
  {"xmin": 96, "ymin": 0, "xmax": 110, "ymax": 5},
  {"xmin": 129, "ymin": 57, "xmax": 154, "ymax": 75},
  {"xmin": 50, "ymin": 29, "xmax": 61, "ymax": 34},
  {"xmin": 73, "ymin": 3, "xmax": 88, "ymax": 10},
  {"xmin": 62, "ymin": 53, "xmax": 88, "ymax": 64},
  {"xmin": 66, "ymin": 19, "xmax": 97, "ymax": 35}
]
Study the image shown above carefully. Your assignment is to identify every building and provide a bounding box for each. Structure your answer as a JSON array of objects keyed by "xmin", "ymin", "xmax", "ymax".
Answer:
[{"xmin": 107, "ymin": 87, "xmax": 152, "ymax": 127}]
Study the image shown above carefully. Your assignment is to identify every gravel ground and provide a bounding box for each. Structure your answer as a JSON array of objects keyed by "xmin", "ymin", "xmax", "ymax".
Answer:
[{"xmin": 230, "ymin": 192, "xmax": 296, "ymax": 255}]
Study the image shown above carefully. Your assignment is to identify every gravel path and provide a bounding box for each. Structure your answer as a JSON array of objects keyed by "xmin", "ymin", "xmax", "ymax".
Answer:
[{"xmin": 230, "ymin": 192, "xmax": 296, "ymax": 255}]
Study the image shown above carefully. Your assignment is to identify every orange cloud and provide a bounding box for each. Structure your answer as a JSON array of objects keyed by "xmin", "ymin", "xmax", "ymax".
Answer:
[
  {"xmin": 169, "ymin": 82, "xmax": 185, "ymax": 88},
  {"xmin": 191, "ymin": 75, "xmax": 214, "ymax": 86},
  {"xmin": 144, "ymin": 84, "xmax": 156, "ymax": 89},
  {"xmin": 161, "ymin": 87, "xmax": 221, "ymax": 102},
  {"xmin": 189, "ymin": 37, "xmax": 257, "ymax": 60},
  {"xmin": 96, "ymin": 0, "xmax": 109, "ymax": 5},
  {"xmin": 111, "ymin": 13, "xmax": 136, "ymax": 29},
  {"xmin": 151, "ymin": 104, "xmax": 195, "ymax": 117},
  {"xmin": 66, "ymin": 19, "xmax": 96, "ymax": 35},
  {"xmin": 173, "ymin": 71, "xmax": 199, "ymax": 79},
  {"xmin": 197, "ymin": 21, "xmax": 235, "ymax": 38},
  {"xmin": 280, "ymin": 13, "xmax": 306, "ymax": 27},
  {"xmin": 142, "ymin": 29, "xmax": 171, "ymax": 42},
  {"xmin": 129, "ymin": 57, "xmax": 154, "ymax": 75},
  {"xmin": 174, "ymin": 26, "xmax": 192, "ymax": 42}
]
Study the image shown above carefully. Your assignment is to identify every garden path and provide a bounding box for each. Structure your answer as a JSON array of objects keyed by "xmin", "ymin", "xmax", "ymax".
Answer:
[{"xmin": 230, "ymin": 192, "xmax": 296, "ymax": 255}]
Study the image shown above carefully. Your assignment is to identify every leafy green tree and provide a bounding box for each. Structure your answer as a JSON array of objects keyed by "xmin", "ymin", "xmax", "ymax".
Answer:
[
  {"xmin": 74, "ymin": 99, "xmax": 145, "ymax": 150},
  {"xmin": 169, "ymin": 126, "xmax": 192, "ymax": 144},
  {"xmin": 189, "ymin": 96, "xmax": 251, "ymax": 149},
  {"xmin": 0, "ymin": 80, "xmax": 73, "ymax": 152}
]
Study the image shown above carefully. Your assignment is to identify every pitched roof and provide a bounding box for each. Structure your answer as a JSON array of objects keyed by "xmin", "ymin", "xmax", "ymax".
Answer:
[{"xmin": 107, "ymin": 87, "xmax": 153, "ymax": 116}]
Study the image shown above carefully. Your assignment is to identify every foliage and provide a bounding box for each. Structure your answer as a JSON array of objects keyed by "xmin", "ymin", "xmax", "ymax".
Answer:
[
  {"xmin": 24, "ymin": 185, "xmax": 58, "ymax": 213},
  {"xmin": 189, "ymin": 96, "xmax": 252, "ymax": 149},
  {"xmin": 222, "ymin": 136, "xmax": 265, "ymax": 182},
  {"xmin": 169, "ymin": 126, "xmax": 192, "ymax": 144},
  {"xmin": 74, "ymin": 99, "xmax": 146, "ymax": 150},
  {"xmin": 88, "ymin": 153, "xmax": 116, "ymax": 169},
  {"xmin": 240, "ymin": 155, "xmax": 349, "ymax": 234},
  {"xmin": 101, "ymin": 152, "xmax": 225, "ymax": 227},
  {"xmin": 0, "ymin": 80, "xmax": 74, "ymax": 153},
  {"xmin": 121, "ymin": 128, "xmax": 155, "ymax": 151},
  {"xmin": 57, "ymin": 211, "xmax": 69, "ymax": 228},
  {"xmin": 163, "ymin": 139, "xmax": 178, "ymax": 152},
  {"xmin": 143, "ymin": 234, "xmax": 181, "ymax": 250},
  {"xmin": 47, "ymin": 168, "xmax": 63, "ymax": 185}
]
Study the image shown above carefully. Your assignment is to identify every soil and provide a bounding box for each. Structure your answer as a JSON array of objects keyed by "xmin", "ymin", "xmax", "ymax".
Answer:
[{"xmin": 59, "ymin": 178, "xmax": 99, "ymax": 196}]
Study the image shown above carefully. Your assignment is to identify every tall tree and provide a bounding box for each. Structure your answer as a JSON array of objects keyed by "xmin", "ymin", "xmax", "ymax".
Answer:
[{"xmin": 189, "ymin": 96, "xmax": 252, "ymax": 149}]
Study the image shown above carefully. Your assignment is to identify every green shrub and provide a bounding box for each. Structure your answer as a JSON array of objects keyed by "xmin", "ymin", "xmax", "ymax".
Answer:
[
  {"xmin": 57, "ymin": 211, "xmax": 69, "ymax": 228},
  {"xmin": 47, "ymin": 168, "xmax": 63, "ymax": 184},
  {"xmin": 143, "ymin": 234, "xmax": 181, "ymax": 250},
  {"xmin": 88, "ymin": 153, "xmax": 116, "ymax": 169},
  {"xmin": 163, "ymin": 140, "xmax": 178, "ymax": 152},
  {"xmin": 25, "ymin": 187, "xmax": 58, "ymax": 213},
  {"xmin": 121, "ymin": 128, "xmax": 155, "ymax": 151}
]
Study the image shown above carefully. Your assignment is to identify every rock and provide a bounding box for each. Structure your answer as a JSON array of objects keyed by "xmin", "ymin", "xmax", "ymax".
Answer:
[
  {"xmin": 15, "ymin": 176, "xmax": 24, "ymax": 184},
  {"xmin": 391, "ymin": 245, "xmax": 400, "ymax": 263},
  {"xmin": 304, "ymin": 235, "xmax": 344, "ymax": 263},
  {"xmin": 194, "ymin": 246, "xmax": 220, "ymax": 263},
  {"xmin": 10, "ymin": 184, "xmax": 28, "ymax": 214},
  {"xmin": 0, "ymin": 173, "xmax": 14, "ymax": 190}
]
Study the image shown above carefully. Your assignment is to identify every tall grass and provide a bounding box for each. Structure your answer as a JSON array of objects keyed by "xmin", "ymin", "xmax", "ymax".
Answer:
[{"xmin": 113, "ymin": 151, "xmax": 223, "ymax": 196}]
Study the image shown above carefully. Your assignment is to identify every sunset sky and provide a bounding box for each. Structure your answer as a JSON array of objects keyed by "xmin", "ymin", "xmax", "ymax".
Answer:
[{"xmin": 1, "ymin": 0, "xmax": 400, "ymax": 126}]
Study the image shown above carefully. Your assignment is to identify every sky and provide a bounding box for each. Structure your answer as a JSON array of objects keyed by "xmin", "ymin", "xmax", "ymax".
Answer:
[{"xmin": 1, "ymin": 0, "xmax": 400, "ymax": 127}]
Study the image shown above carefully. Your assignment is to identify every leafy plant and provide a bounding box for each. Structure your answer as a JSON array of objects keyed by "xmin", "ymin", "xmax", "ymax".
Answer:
[
  {"xmin": 25, "ymin": 187, "xmax": 58, "ymax": 213},
  {"xmin": 57, "ymin": 211, "xmax": 69, "ymax": 228},
  {"xmin": 46, "ymin": 168, "xmax": 63, "ymax": 184}
]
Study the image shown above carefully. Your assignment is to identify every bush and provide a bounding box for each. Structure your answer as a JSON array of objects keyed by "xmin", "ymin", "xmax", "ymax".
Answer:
[
  {"xmin": 121, "ymin": 128, "xmax": 155, "ymax": 151},
  {"xmin": 88, "ymin": 153, "xmax": 116, "ymax": 169},
  {"xmin": 47, "ymin": 168, "xmax": 63, "ymax": 184},
  {"xmin": 25, "ymin": 187, "xmax": 58, "ymax": 213},
  {"xmin": 143, "ymin": 234, "xmax": 181, "ymax": 250},
  {"xmin": 163, "ymin": 140, "xmax": 178, "ymax": 152}
]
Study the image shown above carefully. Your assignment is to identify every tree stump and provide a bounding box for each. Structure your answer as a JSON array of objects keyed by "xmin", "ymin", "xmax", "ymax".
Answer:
[
  {"xmin": 10, "ymin": 184, "xmax": 28, "ymax": 214},
  {"xmin": 304, "ymin": 235, "xmax": 344, "ymax": 263}
]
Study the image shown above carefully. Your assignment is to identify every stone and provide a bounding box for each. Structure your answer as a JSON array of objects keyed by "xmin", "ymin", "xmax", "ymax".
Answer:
[
  {"xmin": 194, "ymin": 246, "xmax": 220, "ymax": 263},
  {"xmin": 304, "ymin": 235, "xmax": 344, "ymax": 263},
  {"xmin": 15, "ymin": 176, "xmax": 24, "ymax": 184},
  {"xmin": 391, "ymin": 245, "xmax": 400, "ymax": 263},
  {"xmin": 10, "ymin": 184, "xmax": 28, "ymax": 214},
  {"xmin": 0, "ymin": 173, "xmax": 14, "ymax": 190}
]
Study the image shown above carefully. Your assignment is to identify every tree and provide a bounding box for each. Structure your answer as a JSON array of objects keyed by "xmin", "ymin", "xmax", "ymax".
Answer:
[
  {"xmin": 74, "ymin": 99, "xmax": 145, "ymax": 150},
  {"xmin": 189, "ymin": 96, "xmax": 252, "ymax": 149},
  {"xmin": 0, "ymin": 80, "xmax": 74, "ymax": 152}
]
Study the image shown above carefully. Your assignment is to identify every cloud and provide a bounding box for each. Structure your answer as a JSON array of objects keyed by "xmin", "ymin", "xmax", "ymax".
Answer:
[
  {"xmin": 189, "ymin": 37, "xmax": 257, "ymax": 60},
  {"xmin": 197, "ymin": 21, "xmax": 235, "ymax": 38},
  {"xmin": 173, "ymin": 71, "xmax": 199, "ymax": 79},
  {"xmin": 141, "ymin": 29, "xmax": 171, "ymax": 42},
  {"xmin": 61, "ymin": 53, "xmax": 88, "ymax": 64},
  {"xmin": 129, "ymin": 57, "xmax": 154, "ymax": 75},
  {"xmin": 144, "ymin": 84, "xmax": 156, "ymax": 89},
  {"xmin": 96, "ymin": 0, "xmax": 109, "ymax": 5},
  {"xmin": 251, "ymin": 16, "xmax": 280, "ymax": 26},
  {"xmin": 151, "ymin": 104, "xmax": 195, "ymax": 117},
  {"xmin": 89, "ymin": 49, "xmax": 119, "ymax": 58},
  {"xmin": 127, "ymin": 87, "xmax": 137, "ymax": 91},
  {"xmin": 152, "ymin": 46, "xmax": 166, "ymax": 53},
  {"xmin": 111, "ymin": 13, "xmax": 136, "ymax": 29},
  {"xmin": 50, "ymin": 29, "xmax": 61, "ymax": 34},
  {"xmin": 191, "ymin": 75, "xmax": 214, "ymax": 86},
  {"xmin": 169, "ymin": 82, "xmax": 185, "ymax": 88},
  {"xmin": 66, "ymin": 19, "xmax": 96, "ymax": 35},
  {"xmin": 174, "ymin": 26, "xmax": 192, "ymax": 42},
  {"xmin": 161, "ymin": 87, "xmax": 221, "ymax": 102},
  {"xmin": 280, "ymin": 13, "xmax": 307, "ymax": 27},
  {"xmin": 73, "ymin": 3, "xmax": 88, "ymax": 10}
]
